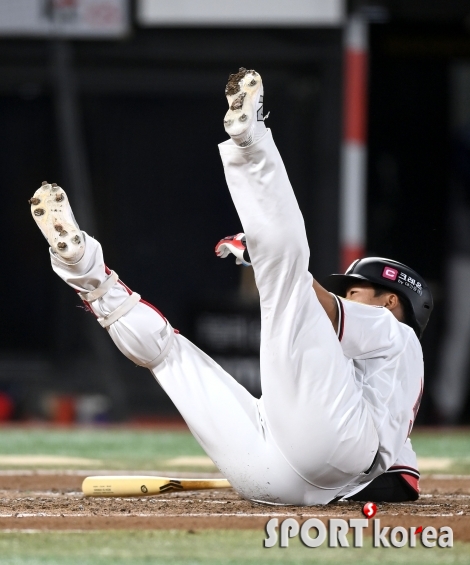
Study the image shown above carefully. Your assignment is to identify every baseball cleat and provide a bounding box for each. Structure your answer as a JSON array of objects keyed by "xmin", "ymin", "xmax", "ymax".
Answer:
[
  {"xmin": 224, "ymin": 68, "xmax": 267, "ymax": 146},
  {"xmin": 29, "ymin": 181, "xmax": 84, "ymax": 263},
  {"xmin": 215, "ymin": 233, "xmax": 251, "ymax": 266}
]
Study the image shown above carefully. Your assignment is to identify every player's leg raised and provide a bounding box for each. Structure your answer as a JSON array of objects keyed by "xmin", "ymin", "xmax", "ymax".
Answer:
[
  {"xmin": 219, "ymin": 71, "xmax": 378, "ymax": 490},
  {"xmin": 29, "ymin": 181, "xmax": 330, "ymax": 505}
]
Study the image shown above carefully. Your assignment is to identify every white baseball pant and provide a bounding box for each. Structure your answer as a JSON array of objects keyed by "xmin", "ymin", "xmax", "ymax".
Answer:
[{"xmin": 50, "ymin": 130, "xmax": 378, "ymax": 505}]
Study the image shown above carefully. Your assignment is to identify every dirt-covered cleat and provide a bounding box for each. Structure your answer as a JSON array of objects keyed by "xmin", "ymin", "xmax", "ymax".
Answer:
[
  {"xmin": 29, "ymin": 182, "xmax": 85, "ymax": 263},
  {"xmin": 224, "ymin": 68, "xmax": 267, "ymax": 147},
  {"xmin": 215, "ymin": 233, "xmax": 251, "ymax": 267}
]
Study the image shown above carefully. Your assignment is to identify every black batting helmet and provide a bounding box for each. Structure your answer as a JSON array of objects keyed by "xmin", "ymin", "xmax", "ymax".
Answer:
[{"xmin": 324, "ymin": 257, "xmax": 433, "ymax": 339}]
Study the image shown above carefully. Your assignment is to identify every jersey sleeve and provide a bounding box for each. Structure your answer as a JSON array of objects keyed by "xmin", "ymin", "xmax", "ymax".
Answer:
[{"xmin": 336, "ymin": 296, "xmax": 414, "ymax": 360}]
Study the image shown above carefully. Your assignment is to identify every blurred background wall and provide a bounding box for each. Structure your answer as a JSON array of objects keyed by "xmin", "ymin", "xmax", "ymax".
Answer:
[{"xmin": 1, "ymin": 0, "xmax": 470, "ymax": 425}]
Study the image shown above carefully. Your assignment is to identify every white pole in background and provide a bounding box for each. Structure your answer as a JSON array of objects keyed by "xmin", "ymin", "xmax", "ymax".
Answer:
[{"xmin": 340, "ymin": 14, "xmax": 369, "ymax": 272}]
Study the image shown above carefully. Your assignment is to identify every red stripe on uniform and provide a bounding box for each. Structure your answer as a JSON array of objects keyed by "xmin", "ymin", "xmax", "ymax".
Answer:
[
  {"xmin": 117, "ymin": 279, "xmax": 132, "ymax": 296},
  {"xmin": 139, "ymin": 298, "xmax": 166, "ymax": 321},
  {"xmin": 338, "ymin": 297, "xmax": 345, "ymax": 342},
  {"xmin": 78, "ymin": 265, "xmax": 172, "ymax": 328},
  {"xmin": 105, "ymin": 265, "xmax": 132, "ymax": 296}
]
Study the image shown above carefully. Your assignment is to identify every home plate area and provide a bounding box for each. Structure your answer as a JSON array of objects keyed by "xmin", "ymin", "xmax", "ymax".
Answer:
[{"xmin": 0, "ymin": 472, "xmax": 468, "ymax": 540}]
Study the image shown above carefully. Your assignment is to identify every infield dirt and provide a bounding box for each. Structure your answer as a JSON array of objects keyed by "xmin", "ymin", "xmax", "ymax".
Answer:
[{"xmin": 0, "ymin": 473, "xmax": 468, "ymax": 540}]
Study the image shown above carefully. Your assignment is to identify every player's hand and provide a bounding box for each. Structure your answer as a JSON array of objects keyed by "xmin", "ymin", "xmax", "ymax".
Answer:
[{"xmin": 215, "ymin": 233, "xmax": 251, "ymax": 266}]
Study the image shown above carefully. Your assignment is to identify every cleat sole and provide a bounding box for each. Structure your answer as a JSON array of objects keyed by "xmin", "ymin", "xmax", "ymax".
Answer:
[
  {"xmin": 224, "ymin": 68, "xmax": 263, "ymax": 140},
  {"xmin": 30, "ymin": 182, "xmax": 84, "ymax": 263}
]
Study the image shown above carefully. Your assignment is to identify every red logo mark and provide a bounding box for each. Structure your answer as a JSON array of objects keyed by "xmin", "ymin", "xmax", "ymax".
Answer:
[
  {"xmin": 382, "ymin": 266, "xmax": 398, "ymax": 281},
  {"xmin": 362, "ymin": 502, "xmax": 377, "ymax": 518},
  {"xmin": 415, "ymin": 526, "xmax": 423, "ymax": 535}
]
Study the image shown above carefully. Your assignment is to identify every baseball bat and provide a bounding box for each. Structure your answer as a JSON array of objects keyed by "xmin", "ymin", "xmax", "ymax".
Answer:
[{"xmin": 82, "ymin": 475, "xmax": 232, "ymax": 497}]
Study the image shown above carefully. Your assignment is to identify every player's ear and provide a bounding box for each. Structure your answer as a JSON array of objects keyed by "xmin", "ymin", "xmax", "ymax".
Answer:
[
  {"xmin": 383, "ymin": 292, "xmax": 400, "ymax": 310},
  {"xmin": 383, "ymin": 293, "xmax": 399, "ymax": 311}
]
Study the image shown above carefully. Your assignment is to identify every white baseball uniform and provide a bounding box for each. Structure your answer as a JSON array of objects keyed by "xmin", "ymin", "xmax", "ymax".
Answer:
[
  {"xmin": 49, "ymin": 130, "xmax": 423, "ymax": 505},
  {"xmin": 334, "ymin": 298, "xmax": 423, "ymax": 497}
]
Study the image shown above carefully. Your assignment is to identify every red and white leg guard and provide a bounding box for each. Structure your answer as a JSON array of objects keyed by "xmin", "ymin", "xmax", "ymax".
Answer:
[
  {"xmin": 78, "ymin": 270, "xmax": 141, "ymax": 329},
  {"xmin": 50, "ymin": 232, "xmax": 174, "ymax": 370}
]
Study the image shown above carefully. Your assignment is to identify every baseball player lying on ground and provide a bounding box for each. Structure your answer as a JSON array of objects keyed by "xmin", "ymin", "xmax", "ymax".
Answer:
[{"xmin": 29, "ymin": 68, "xmax": 433, "ymax": 505}]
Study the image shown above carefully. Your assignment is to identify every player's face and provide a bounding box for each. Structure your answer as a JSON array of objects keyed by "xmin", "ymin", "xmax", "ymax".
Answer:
[{"xmin": 345, "ymin": 282, "xmax": 388, "ymax": 306}]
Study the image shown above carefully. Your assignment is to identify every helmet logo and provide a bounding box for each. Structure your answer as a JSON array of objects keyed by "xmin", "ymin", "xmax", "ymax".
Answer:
[
  {"xmin": 397, "ymin": 272, "xmax": 423, "ymax": 296},
  {"xmin": 382, "ymin": 266, "xmax": 398, "ymax": 281}
]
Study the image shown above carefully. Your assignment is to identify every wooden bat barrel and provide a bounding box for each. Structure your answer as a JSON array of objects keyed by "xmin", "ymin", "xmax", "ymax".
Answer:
[{"xmin": 82, "ymin": 476, "xmax": 231, "ymax": 497}]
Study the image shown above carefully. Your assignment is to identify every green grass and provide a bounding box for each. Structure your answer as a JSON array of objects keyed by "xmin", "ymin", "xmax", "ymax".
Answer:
[
  {"xmin": 411, "ymin": 430, "xmax": 470, "ymax": 474},
  {"xmin": 0, "ymin": 530, "xmax": 468, "ymax": 565},
  {"xmin": 0, "ymin": 428, "xmax": 468, "ymax": 473},
  {"xmin": 411, "ymin": 431, "xmax": 470, "ymax": 458},
  {"xmin": 0, "ymin": 428, "xmax": 211, "ymax": 471}
]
